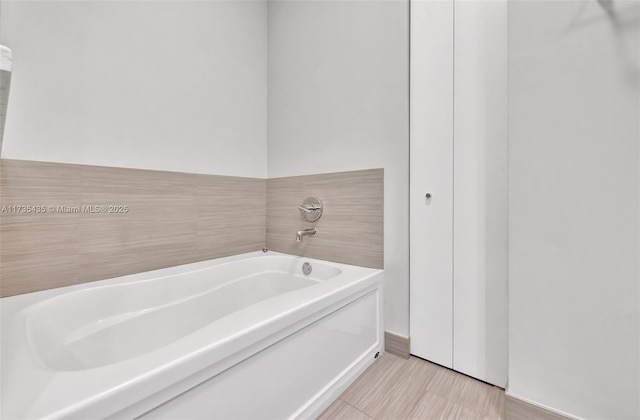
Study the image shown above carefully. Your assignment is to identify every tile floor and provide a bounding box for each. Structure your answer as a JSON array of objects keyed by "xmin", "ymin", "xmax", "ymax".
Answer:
[{"xmin": 319, "ymin": 353, "xmax": 505, "ymax": 420}]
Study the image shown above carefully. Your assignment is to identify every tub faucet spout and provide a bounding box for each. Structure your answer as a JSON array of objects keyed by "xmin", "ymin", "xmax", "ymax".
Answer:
[{"xmin": 296, "ymin": 228, "xmax": 317, "ymax": 242}]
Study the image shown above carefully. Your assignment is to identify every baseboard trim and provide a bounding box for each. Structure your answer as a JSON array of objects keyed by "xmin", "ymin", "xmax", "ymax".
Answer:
[
  {"xmin": 505, "ymin": 393, "xmax": 579, "ymax": 420},
  {"xmin": 384, "ymin": 331, "xmax": 410, "ymax": 359}
]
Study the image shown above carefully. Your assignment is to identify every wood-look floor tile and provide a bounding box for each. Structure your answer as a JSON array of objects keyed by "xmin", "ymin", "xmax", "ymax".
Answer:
[
  {"xmin": 334, "ymin": 355, "xmax": 506, "ymax": 420},
  {"xmin": 426, "ymin": 367, "xmax": 503, "ymax": 418},
  {"xmin": 375, "ymin": 357, "xmax": 441, "ymax": 420},
  {"xmin": 407, "ymin": 391, "xmax": 484, "ymax": 420},
  {"xmin": 341, "ymin": 353, "xmax": 408, "ymax": 409},
  {"xmin": 342, "ymin": 354, "xmax": 439, "ymax": 419},
  {"xmin": 490, "ymin": 390, "xmax": 505, "ymax": 420},
  {"xmin": 318, "ymin": 399, "xmax": 373, "ymax": 420}
]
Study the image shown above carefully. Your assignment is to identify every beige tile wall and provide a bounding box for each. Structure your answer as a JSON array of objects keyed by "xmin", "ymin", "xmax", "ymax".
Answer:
[
  {"xmin": 266, "ymin": 169, "xmax": 383, "ymax": 269},
  {"xmin": 0, "ymin": 162, "xmax": 383, "ymax": 297},
  {"xmin": 0, "ymin": 159, "xmax": 266, "ymax": 297}
]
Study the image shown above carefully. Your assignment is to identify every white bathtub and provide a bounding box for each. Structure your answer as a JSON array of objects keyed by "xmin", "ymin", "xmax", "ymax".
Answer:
[{"xmin": 1, "ymin": 251, "xmax": 384, "ymax": 419}]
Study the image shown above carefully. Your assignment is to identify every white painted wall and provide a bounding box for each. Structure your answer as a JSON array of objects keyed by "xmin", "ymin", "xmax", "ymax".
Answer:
[
  {"xmin": 0, "ymin": 1, "xmax": 267, "ymax": 178},
  {"xmin": 3, "ymin": 0, "xmax": 409, "ymax": 333},
  {"xmin": 267, "ymin": 0, "xmax": 410, "ymax": 336},
  {"xmin": 508, "ymin": 0, "xmax": 640, "ymax": 418}
]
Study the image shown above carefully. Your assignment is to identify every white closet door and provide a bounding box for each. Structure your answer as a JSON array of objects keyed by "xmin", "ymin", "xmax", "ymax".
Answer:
[
  {"xmin": 410, "ymin": 0, "xmax": 507, "ymax": 387},
  {"xmin": 452, "ymin": 0, "xmax": 508, "ymax": 388},
  {"xmin": 409, "ymin": 0, "xmax": 455, "ymax": 368}
]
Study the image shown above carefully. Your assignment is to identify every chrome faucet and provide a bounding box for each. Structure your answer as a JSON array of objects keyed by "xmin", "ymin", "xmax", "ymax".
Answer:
[{"xmin": 296, "ymin": 228, "xmax": 317, "ymax": 242}]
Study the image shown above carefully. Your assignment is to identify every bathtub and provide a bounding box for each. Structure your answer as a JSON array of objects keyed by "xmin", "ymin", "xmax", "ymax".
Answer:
[{"xmin": 1, "ymin": 251, "xmax": 384, "ymax": 419}]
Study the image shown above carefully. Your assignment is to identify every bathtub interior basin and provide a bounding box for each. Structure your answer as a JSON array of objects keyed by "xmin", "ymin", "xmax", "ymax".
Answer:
[{"xmin": 26, "ymin": 256, "xmax": 340, "ymax": 371}]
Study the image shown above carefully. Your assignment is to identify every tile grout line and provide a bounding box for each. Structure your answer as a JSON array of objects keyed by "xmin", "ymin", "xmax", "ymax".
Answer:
[
  {"xmin": 412, "ymin": 389, "xmax": 490, "ymax": 420},
  {"xmin": 338, "ymin": 398, "xmax": 377, "ymax": 419},
  {"xmin": 389, "ymin": 357, "xmax": 431, "ymax": 418},
  {"xmin": 416, "ymin": 362, "xmax": 504, "ymax": 419},
  {"xmin": 423, "ymin": 382, "xmax": 501, "ymax": 419},
  {"xmin": 372, "ymin": 356, "xmax": 439, "ymax": 420},
  {"xmin": 338, "ymin": 355, "xmax": 504, "ymax": 420}
]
